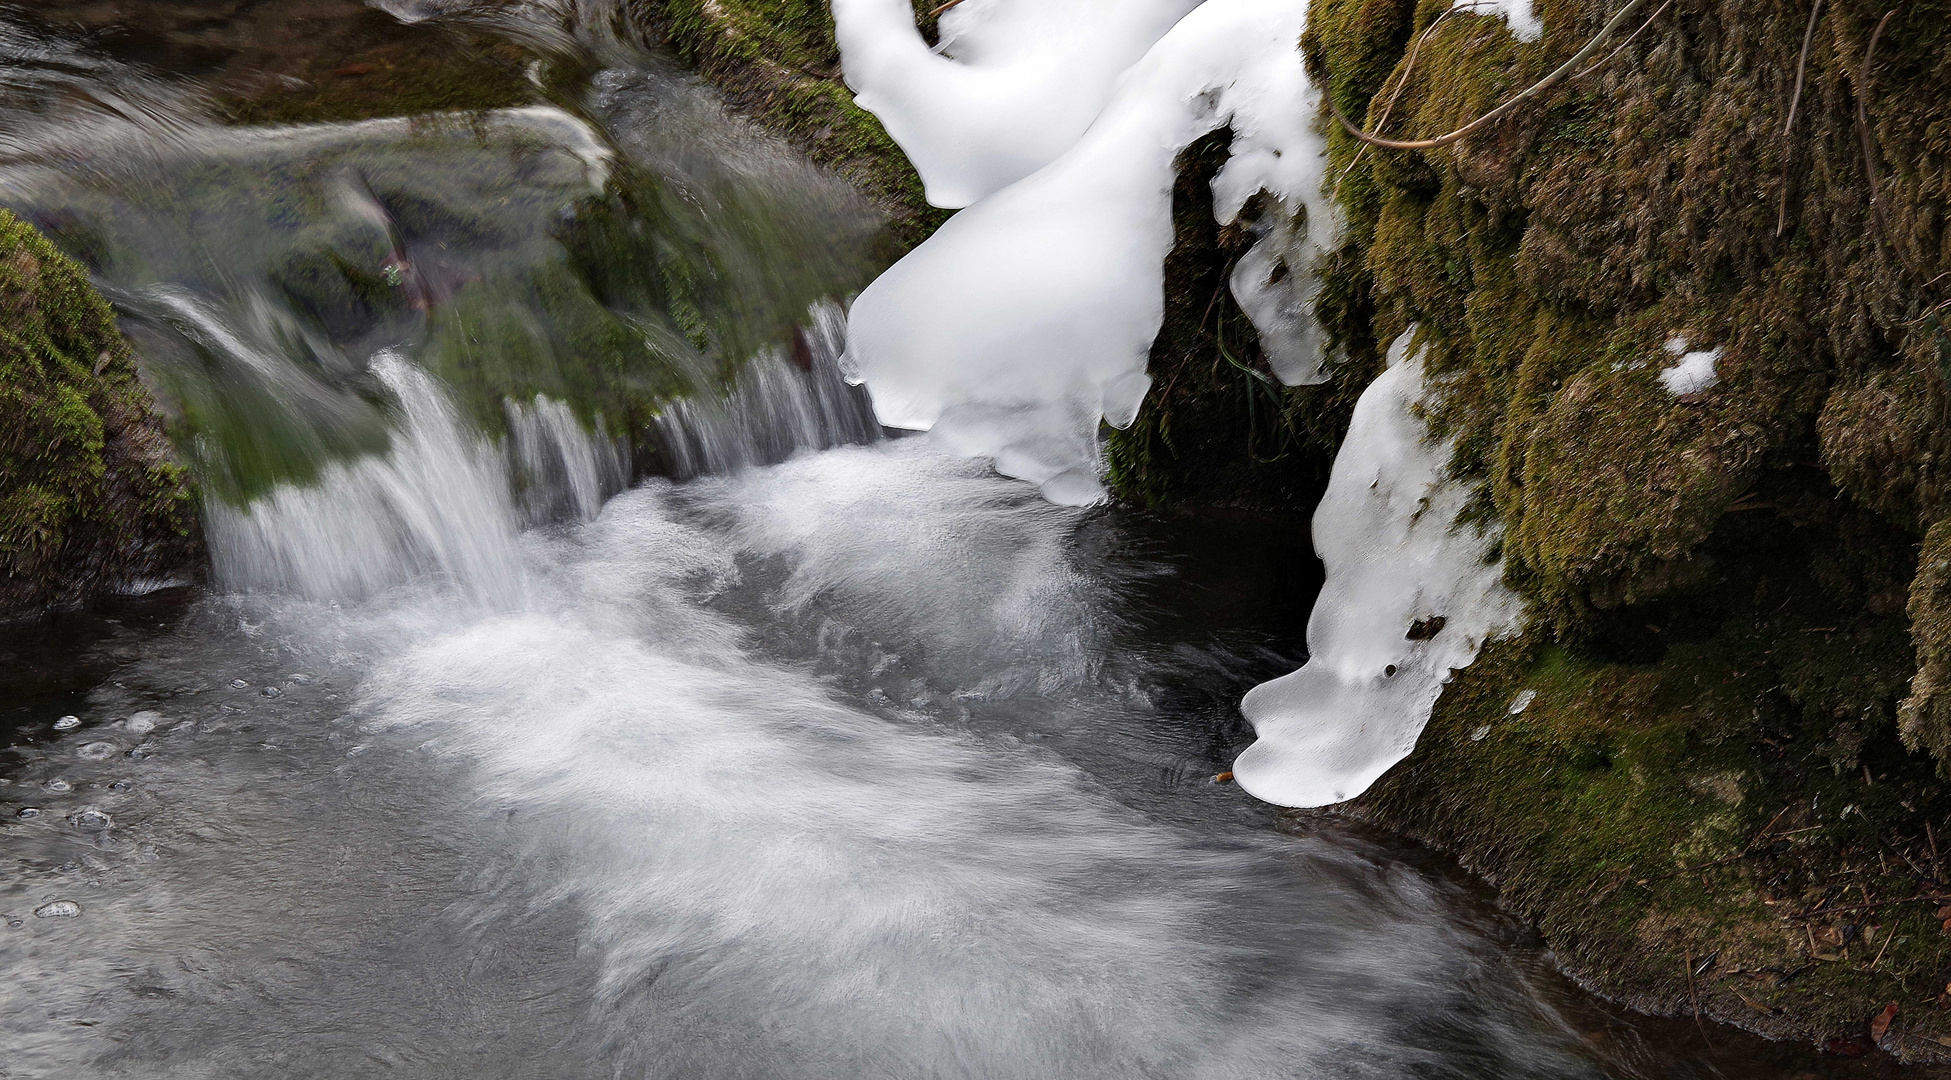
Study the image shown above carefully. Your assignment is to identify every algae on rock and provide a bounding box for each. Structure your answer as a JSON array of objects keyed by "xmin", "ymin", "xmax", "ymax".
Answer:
[{"xmin": 0, "ymin": 210, "xmax": 197, "ymax": 615}]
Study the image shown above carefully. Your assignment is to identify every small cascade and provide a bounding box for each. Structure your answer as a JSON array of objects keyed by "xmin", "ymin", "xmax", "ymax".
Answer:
[
  {"xmin": 505, "ymin": 395, "xmax": 629, "ymax": 526},
  {"xmin": 653, "ymin": 302, "xmax": 882, "ymax": 479},
  {"xmin": 204, "ymin": 355, "xmax": 613, "ymax": 607}
]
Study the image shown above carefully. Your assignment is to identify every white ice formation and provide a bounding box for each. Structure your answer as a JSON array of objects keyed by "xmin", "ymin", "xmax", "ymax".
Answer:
[
  {"xmin": 1231, "ymin": 334, "xmax": 1526, "ymax": 808},
  {"xmin": 840, "ymin": 0, "xmax": 1335, "ymax": 504},
  {"xmin": 831, "ymin": 0, "xmax": 1203, "ymax": 208},
  {"xmin": 1659, "ymin": 336, "xmax": 1722, "ymax": 395},
  {"xmin": 1451, "ymin": 0, "xmax": 1543, "ymax": 41},
  {"xmin": 836, "ymin": 0, "xmax": 1527, "ymax": 804}
]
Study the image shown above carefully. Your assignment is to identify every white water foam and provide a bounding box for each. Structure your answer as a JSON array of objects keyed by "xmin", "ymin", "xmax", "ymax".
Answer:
[{"xmin": 1233, "ymin": 333, "xmax": 1526, "ymax": 807}]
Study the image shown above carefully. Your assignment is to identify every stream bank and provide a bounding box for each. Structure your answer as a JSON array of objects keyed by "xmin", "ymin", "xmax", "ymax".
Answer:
[{"xmin": 643, "ymin": 0, "xmax": 1951, "ymax": 1062}]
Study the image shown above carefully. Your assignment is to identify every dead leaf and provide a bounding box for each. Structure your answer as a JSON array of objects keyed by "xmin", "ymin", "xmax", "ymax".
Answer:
[{"xmin": 1871, "ymin": 1002, "xmax": 1898, "ymax": 1042}]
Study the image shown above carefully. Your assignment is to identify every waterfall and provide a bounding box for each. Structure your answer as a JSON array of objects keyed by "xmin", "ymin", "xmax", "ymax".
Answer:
[
  {"xmin": 651, "ymin": 301, "xmax": 882, "ymax": 479},
  {"xmin": 205, "ymin": 354, "xmax": 532, "ymax": 605}
]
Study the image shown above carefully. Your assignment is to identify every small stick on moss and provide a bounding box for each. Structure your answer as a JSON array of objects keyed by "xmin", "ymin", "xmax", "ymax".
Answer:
[
  {"xmin": 1852, "ymin": 8, "xmax": 1918, "ymax": 280},
  {"xmin": 1328, "ymin": 0, "xmax": 1652, "ymax": 151},
  {"xmin": 1683, "ymin": 948, "xmax": 1714, "ymax": 1046},
  {"xmin": 1787, "ymin": 894, "xmax": 1951, "ymax": 919},
  {"xmin": 925, "ymin": 0, "xmax": 966, "ymax": 17},
  {"xmin": 1783, "ymin": 0, "xmax": 1824, "ymax": 137},
  {"xmin": 1870, "ymin": 923, "xmax": 1895, "ymax": 970},
  {"xmin": 1776, "ymin": 0, "xmax": 1826, "ymax": 236},
  {"xmin": 1570, "ymin": 0, "xmax": 1673, "ymax": 79},
  {"xmin": 1334, "ymin": 7, "xmax": 1459, "ymax": 190}
]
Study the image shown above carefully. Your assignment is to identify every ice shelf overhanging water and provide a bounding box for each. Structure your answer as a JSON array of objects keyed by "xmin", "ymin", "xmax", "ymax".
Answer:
[{"xmin": 831, "ymin": 0, "xmax": 1533, "ymax": 806}]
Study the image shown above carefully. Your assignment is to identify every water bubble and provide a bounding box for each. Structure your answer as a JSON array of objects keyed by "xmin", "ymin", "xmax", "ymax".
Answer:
[
  {"xmin": 5, "ymin": 917, "xmax": 21, "ymax": 929},
  {"xmin": 68, "ymin": 807, "xmax": 112, "ymax": 830},
  {"xmin": 53, "ymin": 716, "xmax": 81, "ymax": 731},
  {"xmin": 16, "ymin": 807, "xmax": 43, "ymax": 820},
  {"xmin": 44, "ymin": 779, "xmax": 71, "ymax": 794},
  {"xmin": 127, "ymin": 743, "xmax": 159, "ymax": 760},
  {"xmin": 33, "ymin": 900, "xmax": 82, "ymax": 919},
  {"xmin": 289, "ymin": 673, "xmax": 314, "ymax": 685},
  {"xmin": 108, "ymin": 779, "xmax": 135, "ymax": 793},
  {"xmin": 77, "ymin": 741, "xmax": 120, "ymax": 761},
  {"xmin": 229, "ymin": 679, "xmax": 249, "ymax": 689},
  {"xmin": 345, "ymin": 745, "xmax": 369, "ymax": 758},
  {"xmin": 261, "ymin": 686, "xmax": 283, "ymax": 699},
  {"xmin": 125, "ymin": 711, "xmax": 162, "ymax": 734}
]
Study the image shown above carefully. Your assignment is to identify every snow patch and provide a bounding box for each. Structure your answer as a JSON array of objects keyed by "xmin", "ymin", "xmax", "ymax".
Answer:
[
  {"xmin": 840, "ymin": 0, "xmax": 1333, "ymax": 503},
  {"xmin": 1232, "ymin": 333, "xmax": 1526, "ymax": 808},
  {"xmin": 1451, "ymin": 0, "xmax": 1543, "ymax": 41},
  {"xmin": 1659, "ymin": 336, "xmax": 1721, "ymax": 395},
  {"xmin": 831, "ymin": 0, "xmax": 1202, "ymax": 208}
]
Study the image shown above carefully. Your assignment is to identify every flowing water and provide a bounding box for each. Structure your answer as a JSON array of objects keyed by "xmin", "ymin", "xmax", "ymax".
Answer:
[{"xmin": 0, "ymin": 3, "xmax": 1917, "ymax": 1077}]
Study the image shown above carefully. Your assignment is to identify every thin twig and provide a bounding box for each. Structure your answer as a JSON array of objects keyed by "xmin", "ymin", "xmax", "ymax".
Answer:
[
  {"xmin": 1329, "ymin": 0, "xmax": 1652, "ymax": 151},
  {"xmin": 1787, "ymin": 894, "xmax": 1951, "ymax": 920},
  {"xmin": 1335, "ymin": 8, "xmax": 1459, "ymax": 189},
  {"xmin": 1870, "ymin": 924, "xmax": 1895, "ymax": 970},
  {"xmin": 1853, "ymin": 8, "xmax": 1917, "ymax": 279},
  {"xmin": 1571, "ymin": 0, "xmax": 1673, "ymax": 79},
  {"xmin": 1774, "ymin": 0, "xmax": 1826, "ymax": 235},
  {"xmin": 925, "ymin": 0, "xmax": 966, "ymax": 17},
  {"xmin": 1636, "ymin": 851, "xmax": 1750, "ymax": 885},
  {"xmin": 1784, "ymin": 0, "xmax": 1824, "ymax": 136},
  {"xmin": 1684, "ymin": 948, "xmax": 1714, "ymax": 1047}
]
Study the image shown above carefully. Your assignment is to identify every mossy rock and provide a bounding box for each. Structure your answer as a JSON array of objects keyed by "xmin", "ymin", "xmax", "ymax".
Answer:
[
  {"xmin": 628, "ymin": 0, "xmax": 948, "ymax": 252},
  {"xmin": 0, "ymin": 210, "xmax": 197, "ymax": 615}
]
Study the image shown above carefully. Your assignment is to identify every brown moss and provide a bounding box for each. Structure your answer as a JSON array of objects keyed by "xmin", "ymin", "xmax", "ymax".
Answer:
[
  {"xmin": 1899, "ymin": 518, "xmax": 1951, "ymax": 770},
  {"xmin": 1305, "ymin": 0, "xmax": 1951, "ymax": 1056}
]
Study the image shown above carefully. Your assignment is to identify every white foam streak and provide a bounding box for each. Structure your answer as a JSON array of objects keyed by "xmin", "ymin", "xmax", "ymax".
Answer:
[{"xmin": 1233, "ymin": 334, "xmax": 1526, "ymax": 807}]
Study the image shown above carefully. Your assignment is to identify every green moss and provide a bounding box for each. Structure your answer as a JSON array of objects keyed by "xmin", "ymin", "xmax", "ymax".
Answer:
[
  {"xmin": 1283, "ymin": 0, "xmax": 1951, "ymax": 1055},
  {"xmin": 0, "ymin": 210, "xmax": 196, "ymax": 614}
]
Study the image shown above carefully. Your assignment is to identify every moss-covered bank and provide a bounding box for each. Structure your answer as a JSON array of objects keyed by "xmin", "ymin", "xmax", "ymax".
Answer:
[
  {"xmin": 1303, "ymin": 0, "xmax": 1951, "ymax": 1059},
  {"xmin": 0, "ymin": 211, "xmax": 197, "ymax": 617}
]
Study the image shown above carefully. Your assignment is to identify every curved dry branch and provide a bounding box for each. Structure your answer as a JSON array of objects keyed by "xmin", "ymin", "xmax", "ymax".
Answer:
[
  {"xmin": 1783, "ymin": 0, "xmax": 1825, "ymax": 137},
  {"xmin": 1329, "ymin": 0, "xmax": 1653, "ymax": 151},
  {"xmin": 1854, "ymin": 8, "xmax": 1920, "ymax": 281},
  {"xmin": 1571, "ymin": 0, "xmax": 1672, "ymax": 79}
]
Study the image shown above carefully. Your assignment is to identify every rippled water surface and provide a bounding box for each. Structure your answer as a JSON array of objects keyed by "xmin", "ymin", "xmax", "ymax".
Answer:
[{"xmin": 0, "ymin": 3, "xmax": 1920, "ymax": 1077}]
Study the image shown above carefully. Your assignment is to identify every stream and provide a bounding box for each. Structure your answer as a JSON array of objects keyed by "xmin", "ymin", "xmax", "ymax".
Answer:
[{"xmin": 0, "ymin": 3, "xmax": 1917, "ymax": 1077}]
